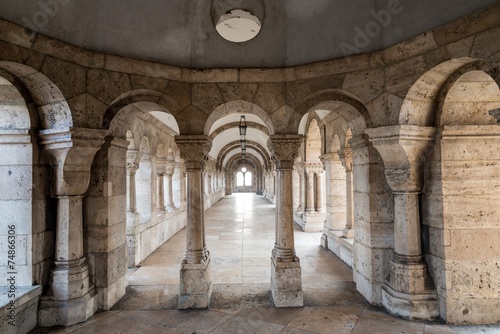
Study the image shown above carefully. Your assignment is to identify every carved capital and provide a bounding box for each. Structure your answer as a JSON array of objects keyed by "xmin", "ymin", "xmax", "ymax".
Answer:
[
  {"xmin": 304, "ymin": 162, "xmax": 323, "ymax": 174},
  {"xmin": 267, "ymin": 134, "xmax": 303, "ymax": 170},
  {"xmin": 126, "ymin": 149, "xmax": 142, "ymax": 173},
  {"xmin": 38, "ymin": 127, "xmax": 108, "ymax": 196},
  {"xmin": 366, "ymin": 125, "xmax": 437, "ymax": 192},
  {"xmin": 338, "ymin": 147, "xmax": 353, "ymax": 171},
  {"xmin": 175, "ymin": 135, "xmax": 212, "ymax": 171}
]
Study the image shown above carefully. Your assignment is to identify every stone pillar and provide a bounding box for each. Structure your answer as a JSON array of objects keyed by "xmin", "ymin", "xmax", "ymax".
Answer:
[
  {"xmin": 156, "ymin": 158, "xmax": 166, "ymax": 212},
  {"xmin": 315, "ymin": 170, "xmax": 324, "ymax": 212},
  {"xmin": 175, "ymin": 135, "xmax": 212, "ymax": 309},
  {"xmin": 126, "ymin": 150, "xmax": 142, "ymax": 221},
  {"xmin": 84, "ymin": 136, "xmax": 129, "ymax": 310},
  {"xmin": 181, "ymin": 167, "xmax": 187, "ymax": 208},
  {"xmin": 268, "ymin": 134, "xmax": 304, "ymax": 307},
  {"xmin": 225, "ymin": 171, "xmax": 232, "ymax": 195},
  {"xmin": 339, "ymin": 148, "xmax": 354, "ymax": 238},
  {"xmin": 37, "ymin": 128, "xmax": 106, "ymax": 327},
  {"xmin": 367, "ymin": 125, "xmax": 439, "ymax": 320},
  {"xmin": 296, "ymin": 165, "xmax": 304, "ymax": 213},
  {"xmin": 165, "ymin": 161, "xmax": 175, "ymax": 210},
  {"xmin": 305, "ymin": 169, "xmax": 315, "ymax": 212}
]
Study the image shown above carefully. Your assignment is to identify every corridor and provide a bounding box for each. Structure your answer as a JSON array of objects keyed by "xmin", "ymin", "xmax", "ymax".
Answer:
[{"xmin": 31, "ymin": 194, "xmax": 499, "ymax": 333}]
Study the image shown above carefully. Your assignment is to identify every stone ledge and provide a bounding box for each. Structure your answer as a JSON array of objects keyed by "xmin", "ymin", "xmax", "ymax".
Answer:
[{"xmin": 0, "ymin": 285, "xmax": 42, "ymax": 334}]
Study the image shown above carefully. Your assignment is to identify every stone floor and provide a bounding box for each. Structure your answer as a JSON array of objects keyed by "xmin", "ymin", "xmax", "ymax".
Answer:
[{"xmin": 31, "ymin": 194, "xmax": 500, "ymax": 334}]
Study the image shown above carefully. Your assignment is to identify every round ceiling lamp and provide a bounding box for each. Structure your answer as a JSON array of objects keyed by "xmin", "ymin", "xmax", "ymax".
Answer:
[
  {"xmin": 215, "ymin": 9, "xmax": 261, "ymax": 42},
  {"xmin": 211, "ymin": 0, "xmax": 264, "ymax": 43}
]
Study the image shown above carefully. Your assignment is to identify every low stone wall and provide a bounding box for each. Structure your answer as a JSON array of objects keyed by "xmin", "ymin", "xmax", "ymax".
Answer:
[
  {"xmin": 0, "ymin": 286, "xmax": 41, "ymax": 334},
  {"xmin": 204, "ymin": 189, "xmax": 225, "ymax": 210},
  {"xmin": 128, "ymin": 208, "xmax": 187, "ymax": 266}
]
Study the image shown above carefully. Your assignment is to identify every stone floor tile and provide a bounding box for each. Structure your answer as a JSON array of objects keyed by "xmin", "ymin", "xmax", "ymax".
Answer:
[
  {"xmin": 154, "ymin": 309, "xmax": 231, "ymax": 334},
  {"xmin": 423, "ymin": 324, "xmax": 457, "ymax": 334},
  {"xmin": 352, "ymin": 314, "xmax": 425, "ymax": 334},
  {"xmin": 288, "ymin": 306, "xmax": 363, "ymax": 334},
  {"xmin": 236, "ymin": 306, "xmax": 303, "ymax": 326},
  {"xmin": 210, "ymin": 316, "xmax": 285, "ymax": 334}
]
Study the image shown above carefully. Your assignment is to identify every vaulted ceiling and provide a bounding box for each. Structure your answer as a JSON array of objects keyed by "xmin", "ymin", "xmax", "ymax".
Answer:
[{"xmin": 0, "ymin": 0, "xmax": 497, "ymax": 68}]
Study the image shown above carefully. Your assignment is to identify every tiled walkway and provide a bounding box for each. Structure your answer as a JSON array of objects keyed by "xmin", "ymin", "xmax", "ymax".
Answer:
[{"xmin": 32, "ymin": 194, "xmax": 500, "ymax": 333}]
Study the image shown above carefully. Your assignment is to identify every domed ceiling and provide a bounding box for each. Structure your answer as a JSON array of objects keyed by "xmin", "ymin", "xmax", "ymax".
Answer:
[{"xmin": 0, "ymin": 0, "xmax": 497, "ymax": 68}]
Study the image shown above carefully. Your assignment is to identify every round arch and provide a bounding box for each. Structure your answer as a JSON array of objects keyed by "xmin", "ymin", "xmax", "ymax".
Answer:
[
  {"xmin": 399, "ymin": 57, "xmax": 500, "ymax": 127},
  {"xmin": 204, "ymin": 100, "xmax": 276, "ymax": 135}
]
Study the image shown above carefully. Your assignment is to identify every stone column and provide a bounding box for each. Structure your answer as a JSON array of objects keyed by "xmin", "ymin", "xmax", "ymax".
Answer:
[
  {"xmin": 305, "ymin": 169, "xmax": 315, "ymax": 212},
  {"xmin": 126, "ymin": 150, "xmax": 142, "ymax": 224},
  {"xmin": 181, "ymin": 166, "xmax": 187, "ymax": 209},
  {"xmin": 156, "ymin": 158, "xmax": 166, "ymax": 212},
  {"xmin": 268, "ymin": 134, "xmax": 304, "ymax": 307},
  {"xmin": 315, "ymin": 170, "xmax": 324, "ymax": 212},
  {"xmin": 225, "ymin": 171, "xmax": 232, "ymax": 195},
  {"xmin": 165, "ymin": 161, "xmax": 175, "ymax": 210},
  {"xmin": 366, "ymin": 125, "xmax": 439, "ymax": 320},
  {"xmin": 339, "ymin": 148, "xmax": 354, "ymax": 238},
  {"xmin": 296, "ymin": 165, "xmax": 304, "ymax": 213},
  {"xmin": 175, "ymin": 135, "xmax": 212, "ymax": 309},
  {"xmin": 37, "ymin": 128, "xmax": 106, "ymax": 327}
]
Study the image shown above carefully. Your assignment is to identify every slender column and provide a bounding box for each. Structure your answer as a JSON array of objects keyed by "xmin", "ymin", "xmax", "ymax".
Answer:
[
  {"xmin": 268, "ymin": 134, "xmax": 304, "ymax": 307},
  {"xmin": 165, "ymin": 161, "xmax": 175, "ymax": 210},
  {"xmin": 126, "ymin": 150, "xmax": 142, "ymax": 219},
  {"xmin": 305, "ymin": 170, "xmax": 315, "ymax": 212},
  {"xmin": 175, "ymin": 135, "xmax": 212, "ymax": 309},
  {"xmin": 156, "ymin": 158, "xmax": 166, "ymax": 212},
  {"xmin": 296, "ymin": 166, "xmax": 303, "ymax": 213},
  {"xmin": 315, "ymin": 170, "xmax": 324, "ymax": 212},
  {"xmin": 339, "ymin": 148, "xmax": 354, "ymax": 238},
  {"xmin": 37, "ymin": 128, "xmax": 106, "ymax": 327},
  {"xmin": 367, "ymin": 125, "xmax": 439, "ymax": 320}
]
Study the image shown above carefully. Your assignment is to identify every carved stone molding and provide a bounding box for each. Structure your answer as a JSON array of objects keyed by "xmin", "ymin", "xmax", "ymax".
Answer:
[
  {"xmin": 126, "ymin": 149, "xmax": 143, "ymax": 173},
  {"xmin": 175, "ymin": 135, "xmax": 212, "ymax": 171},
  {"xmin": 303, "ymin": 161, "xmax": 324, "ymax": 174},
  {"xmin": 366, "ymin": 125, "xmax": 436, "ymax": 192},
  {"xmin": 38, "ymin": 127, "xmax": 108, "ymax": 196},
  {"xmin": 267, "ymin": 134, "xmax": 303, "ymax": 170},
  {"xmin": 338, "ymin": 147, "xmax": 353, "ymax": 171}
]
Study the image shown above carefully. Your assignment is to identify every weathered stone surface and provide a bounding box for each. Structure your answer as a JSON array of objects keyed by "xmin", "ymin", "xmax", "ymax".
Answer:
[{"xmin": 87, "ymin": 69, "xmax": 132, "ymax": 105}]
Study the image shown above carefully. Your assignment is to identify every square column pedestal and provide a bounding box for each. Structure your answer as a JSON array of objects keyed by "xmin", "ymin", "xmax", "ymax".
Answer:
[
  {"xmin": 178, "ymin": 256, "xmax": 212, "ymax": 309},
  {"xmin": 271, "ymin": 257, "xmax": 303, "ymax": 307},
  {"xmin": 381, "ymin": 260, "xmax": 439, "ymax": 320},
  {"xmin": 38, "ymin": 260, "xmax": 98, "ymax": 327}
]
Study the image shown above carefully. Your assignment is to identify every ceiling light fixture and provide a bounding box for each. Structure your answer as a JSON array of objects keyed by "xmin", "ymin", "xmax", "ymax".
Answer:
[
  {"xmin": 211, "ymin": 0, "xmax": 265, "ymax": 43},
  {"xmin": 239, "ymin": 115, "xmax": 247, "ymax": 156}
]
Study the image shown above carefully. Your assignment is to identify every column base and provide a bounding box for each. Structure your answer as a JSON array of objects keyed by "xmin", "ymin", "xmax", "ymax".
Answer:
[
  {"xmin": 301, "ymin": 211, "xmax": 325, "ymax": 232},
  {"xmin": 178, "ymin": 256, "xmax": 212, "ymax": 309},
  {"xmin": 271, "ymin": 256, "xmax": 303, "ymax": 307},
  {"xmin": 382, "ymin": 283, "xmax": 439, "ymax": 321},
  {"xmin": 38, "ymin": 288, "xmax": 98, "ymax": 327},
  {"xmin": 382, "ymin": 259, "xmax": 439, "ymax": 320},
  {"xmin": 342, "ymin": 227, "xmax": 355, "ymax": 239}
]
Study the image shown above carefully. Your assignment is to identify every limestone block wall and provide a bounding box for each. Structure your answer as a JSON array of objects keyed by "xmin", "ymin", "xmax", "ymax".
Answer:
[
  {"xmin": 423, "ymin": 126, "xmax": 500, "ymax": 324},
  {"xmin": 351, "ymin": 138, "xmax": 394, "ymax": 304}
]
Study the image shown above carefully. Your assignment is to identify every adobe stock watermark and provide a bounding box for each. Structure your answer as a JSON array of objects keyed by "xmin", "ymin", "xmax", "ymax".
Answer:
[
  {"xmin": 339, "ymin": 0, "xmax": 404, "ymax": 58},
  {"xmin": 21, "ymin": 0, "xmax": 73, "ymax": 36}
]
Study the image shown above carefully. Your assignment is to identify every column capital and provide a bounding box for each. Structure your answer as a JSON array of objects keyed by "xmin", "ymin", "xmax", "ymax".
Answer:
[
  {"xmin": 304, "ymin": 161, "xmax": 323, "ymax": 174},
  {"xmin": 338, "ymin": 147, "xmax": 353, "ymax": 171},
  {"xmin": 267, "ymin": 134, "xmax": 303, "ymax": 170},
  {"xmin": 175, "ymin": 135, "xmax": 212, "ymax": 171},
  {"xmin": 319, "ymin": 152, "xmax": 341, "ymax": 165},
  {"xmin": 366, "ymin": 125, "xmax": 437, "ymax": 192},
  {"xmin": 38, "ymin": 127, "xmax": 108, "ymax": 196},
  {"xmin": 126, "ymin": 149, "xmax": 143, "ymax": 173}
]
